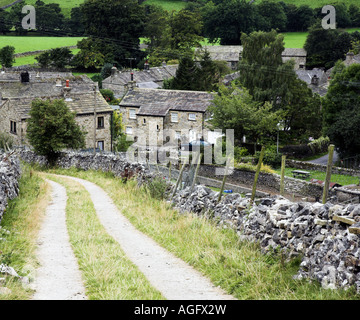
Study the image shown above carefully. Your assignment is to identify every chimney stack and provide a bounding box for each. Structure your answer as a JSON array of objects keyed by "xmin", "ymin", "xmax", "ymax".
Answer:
[
  {"xmin": 345, "ymin": 52, "xmax": 354, "ymax": 65},
  {"xmin": 311, "ymin": 74, "xmax": 319, "ymax": 86},
  {"xmin": 111, "ymin": 65, "xmax": 118, "ymax": 76},
  {"xmin": 144, "ymin": 59, "xmax": 149, "ymax": 71},
  {"xmin": 20, "ymin": 71, "xmax": 29, "ymax": 83}
]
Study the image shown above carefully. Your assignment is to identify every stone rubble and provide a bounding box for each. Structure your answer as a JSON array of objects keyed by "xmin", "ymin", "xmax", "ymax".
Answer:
[
  {"xmin": 0, "ymin": 152, "xmax": 21, "ymax": 223},
  {"xmin": 170, "ymin": 184, "xmax": 360, "ymax": 293}
]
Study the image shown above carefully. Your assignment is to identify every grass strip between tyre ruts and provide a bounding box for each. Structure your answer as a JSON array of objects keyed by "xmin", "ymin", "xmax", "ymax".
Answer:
[{"xmin": 44, "ymin": 174, "xmax": 164, "ymax": 300}]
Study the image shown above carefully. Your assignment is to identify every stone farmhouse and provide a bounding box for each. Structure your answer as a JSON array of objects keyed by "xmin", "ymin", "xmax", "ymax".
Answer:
[
  {"xmin": 0, "ymin": 71, "xmax": 113, "ymax": 151},
  {"xmin": 195, "ymin": 46, "xmax": 307, "ymax": 70},
  {"xmin": 119, "ymin": 87, "xmax": 214, "ymax": 149},
  {"xmin": 102, "ymin": 64, "xmax": 178, "ymax": 98}
]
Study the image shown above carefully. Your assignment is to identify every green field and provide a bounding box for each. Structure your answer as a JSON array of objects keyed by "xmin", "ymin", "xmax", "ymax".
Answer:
[{"xmin": 0, "ymin": 36, "xmax": 83, "ymax": 54}]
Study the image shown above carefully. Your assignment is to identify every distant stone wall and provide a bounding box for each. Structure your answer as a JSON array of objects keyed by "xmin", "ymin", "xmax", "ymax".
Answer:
[
  {"xmin": 19, "ymin": 150, "xmax": 146, "ymax": 180},
  {"xmin": 0, "ymin": 153, "xmax": 21, "ymax": 223},
  {"xmin": 197, "ymin": 164, "xmax": 324, "ymax": 200},
  {"xmin": 286, "ymin": 159, "xmax": 360, "ymax": 177}
]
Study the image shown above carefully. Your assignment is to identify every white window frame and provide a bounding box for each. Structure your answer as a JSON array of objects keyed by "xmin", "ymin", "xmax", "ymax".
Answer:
[
  {"xmin": 126, "ymin": 126, "xmax": 133, "ymax": 135},
  {"xmin": 97, "ymin": 140, "xmax": 104, "ymax": 151},
  {"xmin": 129, "ymin": 108, "xmax": 136, "ymax": 120},
  {"xmin": 175, "ymin": 131, "xmax": 181, "ymax": 140},
  {"xmin": 171, "ymin": 112, "xmax": 178, "ymax": 123},
  {"xmin": 188, "ymin": 113, "xmax": 196, "ymax": 121}
]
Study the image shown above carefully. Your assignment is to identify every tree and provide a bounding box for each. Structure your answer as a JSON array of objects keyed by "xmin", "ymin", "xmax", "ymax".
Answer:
[
  {"xmin": 34, "ymin": 0, "xmax": 65, "ymax": 33},
  {"xmin": 0, "ymin": 46, "xmax": 15, "ymax": 68},
  {"xmin": 165, "ymin": 55, "xmax": 199, "ymax": 90},
  {"xmin": 322, "ymin": 63, "xmax": 360, "ymax": 158},
  {"xmin": 257, "ymin": 0, "xmax": 287, "ymax": 32},
  {"xmin": 79, "ymin": 0, "xmax": 146, "ymax": 68},
  {"xmin": 0, "ymin": 9, "xmax": 12, "ymax": 35},
  {"xmin": 304, "ymin": 24, "xmax": 351, "ymax": 70},
  {"xmin": 238, "ymin": 30, "xmax": 295, "ymax": 108},
  {"xmin": 208, "ymin": 85, "xmax": 282, "ymax": 148},
  {"xmin": 72, "ymin": 38, "xmax": 108, "ymax": 70},
  {"xmin": 145, "ymin": 8, "xmax": 203, "ymax": 66},
  {"xmin": 36, "ymin": 48, "xmax": 73, "ymax": 69},
  {"xmin": 26, "ymin": 99, "xmax": 86, "ymax": 163},
  {"xmin": 202, "ymin": 0, "xmax": 259, "ymax": 45}
]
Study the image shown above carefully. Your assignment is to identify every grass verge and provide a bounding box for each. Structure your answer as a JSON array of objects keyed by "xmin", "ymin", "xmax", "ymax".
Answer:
[
  {"xmin": 41, "ymin": 166, "xmax": 360, "ymax": 300},
  {"xmin": 43, "ymin": 174, "xmax": 164, "ymax": 300},
  {"xmin": 0, "ymin": 164, "xmax": 50, "ymax": 300},
  {"xmin": 275, "ymin": 167, "xmax": 359, "ymax": 186}
]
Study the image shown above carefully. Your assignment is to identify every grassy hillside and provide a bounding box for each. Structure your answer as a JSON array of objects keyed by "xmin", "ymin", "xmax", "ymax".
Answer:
[{"xmin": 258, "ymin": 0, "xmax": 360, "ymax": 8}]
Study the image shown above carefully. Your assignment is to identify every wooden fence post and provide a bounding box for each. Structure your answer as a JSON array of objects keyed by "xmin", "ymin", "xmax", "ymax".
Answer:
[
  {"xmin": 171, "ymin": 157, "xmax": 188, "ymax": 199},
  {"xmin": 190, "ymin": 153, "xmax": 202, "ymax": 192},
  {"xmin": 280, "ymin": 155, "xmax": 286, "ymax": 196},
  {"xmin": 251, "ymin": 146, "xmax": 265, "ymax": 204},
  {"xmin": 322, "ymin": 144, "xmax": 335, "ymax": 204},
  {"xmin": 218, "ymin": 157, "xmax": 230, "ymax": 203}
]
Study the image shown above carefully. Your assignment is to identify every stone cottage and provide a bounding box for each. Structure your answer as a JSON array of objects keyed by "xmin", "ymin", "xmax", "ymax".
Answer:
[
  {"xmin": 119, "ymin": 87, "xmax": 214, "ymax": 150},
  {"xmin": 0, "ymin": 70, "xmax": 113, "ymax": 151},
  {"xmin": 102, "ymin": 64, "xmax": 178, "ymax": 98}
]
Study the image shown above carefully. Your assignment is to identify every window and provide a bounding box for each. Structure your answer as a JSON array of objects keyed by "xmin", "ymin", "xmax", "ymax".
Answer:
[
  {"xmin": 188, "ymin": 113, "xmax": 196, "ymax": 121},
  {"xmin": 97, "ymin": 116, "xmax": 104, "ymax": 128},
  {"xmin": 126, "ymin": 126, "xmax": 133, "ymax": 135},
  {"xmin": 97, "ymin": 141, "xmax": 104, "ymax": 151},
  {"xmin": 171, "ymin": 112, "xmax": 178, "ymax": 123},
  {"xmin": 10, "ymin": 121, "xmax": 16, "ymax": 134},
  {"xmin": 129, "ymin": 109, "xmax": 136, "ymax": 119},
  {"xmin": 175, "ymin": 131, "xmax": 181, "ymax": 140},
  {"xmin": 156, "ymin": 124, "xmax": 160, "ymax": 131},
  {"xmin": 143, "ymin": 118, "xmax": 146, "ymax": 125}
]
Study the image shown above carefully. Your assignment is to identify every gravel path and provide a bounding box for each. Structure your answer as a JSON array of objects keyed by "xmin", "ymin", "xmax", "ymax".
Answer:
[
  {"xmin": 58, "ymin": 175, "xmax": 236, "ymax": 300},
  {"xmin": 31, "ymin": 179, "xmax": 87, "ymax": 300}
]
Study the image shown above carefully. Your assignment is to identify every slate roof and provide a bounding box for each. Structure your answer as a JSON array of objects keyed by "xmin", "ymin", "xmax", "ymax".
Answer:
[
  {"xmin": 102, "ymin": 65, "xmax": 178, "ymax": 87},
  {"xmin": 195, "ymin": 46, "xmax": 243, "ymax": 62},
  {"xmin": 120, "ymin": 88, "xmax": 214, "ymax": 117},
  {"xmin": 8, "ymin": 92, "xmax": 112, "ymax": 120},
  {"xmin": 195, "ymin": 46, "xmax": 307, "ymax": 62},
  {"xmin": 282, "ymin": 48, "xmax": 307, "ymax": 57},
  {"xmin": 0, "ymin": 71, "xmax": 112, "ymax": 118}
]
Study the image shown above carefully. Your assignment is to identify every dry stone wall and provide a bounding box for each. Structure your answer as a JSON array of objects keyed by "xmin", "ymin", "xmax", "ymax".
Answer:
[
  {"xmin": 0, "ymin": 152, "xmax": 21, "ymax": 223},
  {"xmin": 171, "ymin": 184, "xmax": 360, "ymax": 293},
  {"xmin": 19, "ymin": 150, "xmax": 360, "ymax": 294}
]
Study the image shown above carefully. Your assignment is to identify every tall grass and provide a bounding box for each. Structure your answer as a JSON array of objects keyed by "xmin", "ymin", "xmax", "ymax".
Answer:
[
  {"xmin": 0, "ymin": 164, "xmax": 50, "ymax": 300},
  {"xmin": 42, "ymin": 167, "xmax": 359, "ymax": 300}
]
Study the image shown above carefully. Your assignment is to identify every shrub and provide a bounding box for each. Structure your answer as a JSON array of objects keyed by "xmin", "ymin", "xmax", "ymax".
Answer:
[
  {"xmin": 254, "ymin": 145, "xmax": 282, "ymax": 169},
  {"xmin": 143, "ymin": 176, "xmax": 169, "ymax": 200},
  {"xmin": 0, "ymin": 132, "xmax": 14, "ymax": 150},
  {"xmin": 308, "ymin": 136, "xmax": 330, "ymax": 154},
  {"xmin": 234, "ymin": 146, "xmax": 249, "ymax": 162}
]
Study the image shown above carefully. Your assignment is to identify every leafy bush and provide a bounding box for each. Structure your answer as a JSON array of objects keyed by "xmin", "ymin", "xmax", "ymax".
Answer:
[
  {"xmin": 143, "ymin": 176, "xmax": 169, "ymax": 200},
  {"xmin": 234, "ymin": 162, "xmax": 275, "ymax": 174},
  {"xmin": 234, "ymin": 146, "xmax": 249, "ymax": 162},
  {"xmin": 308, "ymin": 136, "xmax": 330, "ymax": 154},
  {"xmin": 254, "ymin": 145, "xmax": 282, "ymax": 169},
  {"xmin": 0, "ymin": 132, "xmax": 14, "ymax": 150}
]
